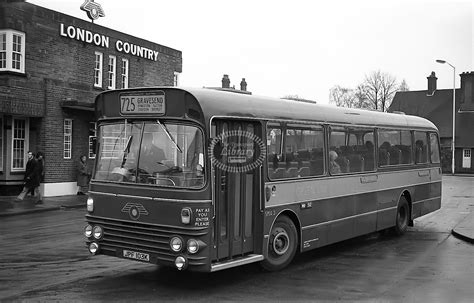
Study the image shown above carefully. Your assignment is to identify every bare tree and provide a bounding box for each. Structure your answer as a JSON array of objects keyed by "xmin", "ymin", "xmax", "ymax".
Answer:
[
  {"xmin": 399, "ymin": 79, "xmax": 409, "ymax": 91},
  {"xmin": 363, "ymin": 70, "xmax": 399, "ymax": 112},
  {"xmin": 363, "ymin": 70, "xmax": 383, "ymax": 111},
  {"xmin": 379, "ymin": 72, "xmax": 398, "ymax": 112},
  {"xmin": 329, "ymin": 70, "xmax": 401, "ymax": 111},
  {"xmin": 329, "ymin": 85, "xmax": 356, "ymax": 108},
  {"xmin": 353, "ymin": 84, "xmax": 371, "ymax": 109}
]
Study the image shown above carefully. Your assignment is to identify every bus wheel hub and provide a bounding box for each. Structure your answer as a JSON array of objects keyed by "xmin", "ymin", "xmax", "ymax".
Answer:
[{"xmin": 272, "ymin": 228, "xmax": 290, "ymax": 256}]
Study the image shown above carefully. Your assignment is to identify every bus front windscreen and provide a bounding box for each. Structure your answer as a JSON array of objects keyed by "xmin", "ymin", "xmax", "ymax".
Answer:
[{"xmin": 93, "ymin": 121, "xmax": 205, "ymax": 188}]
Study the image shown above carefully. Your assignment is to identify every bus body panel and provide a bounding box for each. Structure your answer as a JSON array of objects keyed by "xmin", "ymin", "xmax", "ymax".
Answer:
[
  {"xmin": 85, "ymin": 190, "xmax": 213, "ymax": 271},
  {"xmin": 264, "ymin": 167, "xmax": 442, "ymax": 252}
]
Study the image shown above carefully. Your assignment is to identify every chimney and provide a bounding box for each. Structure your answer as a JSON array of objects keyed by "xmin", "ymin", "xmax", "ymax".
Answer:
[
  {"xmin": 222, "ymin": 74, "xmax": 230, "ymax": 88},
  {"xmin": 459, "ymin": 72, "xmax": 474, "ymax": 111},
  {"xmin": 240, "ymin": 78, "xmax": 247, "ymax": 91},
  {"xmin": 427, "ymin": 71, "xmax": 437, "ymax": 95}
]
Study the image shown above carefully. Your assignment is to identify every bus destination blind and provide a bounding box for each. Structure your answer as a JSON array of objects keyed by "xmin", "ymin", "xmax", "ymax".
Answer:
[{"xmin": 119, "ymin": 91, "xmax": 165, "ymax": 115}]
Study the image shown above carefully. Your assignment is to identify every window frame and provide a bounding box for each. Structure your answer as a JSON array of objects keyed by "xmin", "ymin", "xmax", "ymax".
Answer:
[
  {"xmin": 121, "ymin": 58, "xmax": 129, "ymax": 89},
  {"xmin": 174, "ymin": 72, "xmax": 180, "ymax": 86},
  {"xmin": 64, "ymin": 119, "xmax": 73, "ymax": 159},
  {"xmin": 0, "ymin": 30, "xmax": 26, "ymax": 73},
  {"xmin": 11, "ymin": 117, "xmax": 29, "ymax": 171},
  {"xmin": 107, "ymin": 55, "xmax": 116, "ymax": 89},
  {"xmin": 89, "ymin": 122, "xmax": 97, "ymax": 159},
  {"xmin": 94, "ymin": 51, "xmax": 103, "ymax": 88}
]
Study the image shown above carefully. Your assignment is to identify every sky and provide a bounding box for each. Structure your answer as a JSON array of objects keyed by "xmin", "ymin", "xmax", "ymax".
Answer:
[{"xmin": 29, "ymin": 0, "xmax": 473, "ymax": 104}]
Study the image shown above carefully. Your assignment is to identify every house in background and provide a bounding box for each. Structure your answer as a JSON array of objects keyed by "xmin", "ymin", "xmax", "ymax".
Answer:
[
  {"xmin": 389, "ymin": 71, "xmax": 474, "ymax": 173},
  {"xmin": 0, "ymin": 0, "xmax": 182, "ymax": 195}
]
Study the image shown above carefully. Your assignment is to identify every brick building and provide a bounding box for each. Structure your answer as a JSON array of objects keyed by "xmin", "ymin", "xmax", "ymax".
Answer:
[
  {"xmin": 389, "ymin": 71, "xmax": 474, "ymax": 174},
  {"xmin": 0, "ymin": 0, "xmax": 182, "ymax": 195}
]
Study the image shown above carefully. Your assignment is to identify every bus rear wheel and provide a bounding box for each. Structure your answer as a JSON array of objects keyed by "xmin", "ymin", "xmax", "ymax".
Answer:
[
  {"xmin": 392, "ymin": 196, "xmax": 409, "ymax": 236},
  {"xmin": 261, "ymin": 215, "xmax": 297, "ymax": 271}
]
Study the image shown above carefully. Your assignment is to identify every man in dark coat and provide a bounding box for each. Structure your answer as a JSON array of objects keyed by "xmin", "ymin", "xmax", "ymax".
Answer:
[{"xmin": 16, "ymin": 151, "xmax": 40, "ymax": 201}]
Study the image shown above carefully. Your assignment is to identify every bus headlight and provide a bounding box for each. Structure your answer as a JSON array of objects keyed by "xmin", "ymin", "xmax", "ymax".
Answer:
[
  {"xmin": 89, "ymin": 242, "xmax": 99, "ymax": 254},
  {"xmin": 181, "ymin": 207, "xmax": 192, "ymax": 224},
  {"xmin": 87, "ymin": 197, "xmax": 94, "ymax": 212},
  {"xmin": 187, "ymin": 239, "xmax": 199, "ymax": 254},
  {"xmin": 84, "ymin": 224, "xmax": 93, "ymax": 237},
  {"xmin": 175, "ymin": 256, "xmax": 187, "ymax": 270},
  {"xmin": 170, "ymin": 236, "xmax": 183, "ymax": 252},
  {"xmin": 93, "ymin": 225, "xmax": 103, "ymax": 239}
]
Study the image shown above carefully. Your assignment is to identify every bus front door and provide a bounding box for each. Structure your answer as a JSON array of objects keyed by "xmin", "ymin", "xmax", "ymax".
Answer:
[{"xmin": 212, "ymin": 120, "xmax": 263, "ymax": 261}]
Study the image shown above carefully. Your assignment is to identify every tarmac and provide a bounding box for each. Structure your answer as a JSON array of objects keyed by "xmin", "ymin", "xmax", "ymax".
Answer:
[{"xmin": 0, "ymin": 192, "xmax": 472, "ymax": 244}]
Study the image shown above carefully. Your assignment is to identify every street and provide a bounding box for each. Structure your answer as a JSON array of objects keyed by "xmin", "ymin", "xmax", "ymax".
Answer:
[{"xmin": 0, "ymin": 175, "xmax": 473, "ymax": 301}]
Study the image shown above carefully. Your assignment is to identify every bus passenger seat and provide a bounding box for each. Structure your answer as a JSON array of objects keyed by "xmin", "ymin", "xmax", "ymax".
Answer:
[
  {"xmin": 348, "ymin": 154, "xmax": 363, "ymax": 172},
  {"xmin": 273, "ymin": 168, "xmax": 286, "ymax": 179},
  {"xmin": 286, "ymin": 167, "xmax": 299, "ymax": 178},
  {"xmin": 298, "ymin": 167, "xmax": 310, "ymax": 177}
]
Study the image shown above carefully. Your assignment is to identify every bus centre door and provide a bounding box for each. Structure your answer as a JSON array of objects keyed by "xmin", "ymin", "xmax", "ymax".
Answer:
[{"xmin": 211, "ymin": 119, "xmax": 264, "ymax": 262}]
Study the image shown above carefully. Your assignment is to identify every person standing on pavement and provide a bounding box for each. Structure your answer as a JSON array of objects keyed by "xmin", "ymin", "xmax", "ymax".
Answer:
[
  {"xmin": 33, "ymin": 151, "xmax": 45, "ymax": 204},
  {"xmin": 76, "ymin": 155, "xmax": 91, "ymax": 195},
  {"xmin": 16, "ymin": 151, "xmax": 40, "ymax": 201}
]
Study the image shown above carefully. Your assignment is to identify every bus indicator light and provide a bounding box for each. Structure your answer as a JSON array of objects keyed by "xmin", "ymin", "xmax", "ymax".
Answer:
[
  {"xmin": 87, "ymin": 197, "xmax": 94, "ymax": 212},
  {"xmin": 181, "ymin": 207, "xmax": 192, "ymax": 224}
]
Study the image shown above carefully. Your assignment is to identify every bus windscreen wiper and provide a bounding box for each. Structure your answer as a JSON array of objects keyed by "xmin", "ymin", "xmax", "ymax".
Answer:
[
  {"xmin": 157, "ymin": 120, "xmax": 182, "ymax": 153},
  {"xmin": 120, "ymin": 135, "xmax": 133, "ymax": 168}
]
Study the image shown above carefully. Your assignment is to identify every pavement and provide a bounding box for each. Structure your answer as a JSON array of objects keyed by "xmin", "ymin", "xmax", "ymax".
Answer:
[
  {"xmin": 0, "ymin": 194, "xmax": 87, "ymax": 217},
  {"xmin": 0, "ymin": 192, "xmax": 472, "ymax": 244}
]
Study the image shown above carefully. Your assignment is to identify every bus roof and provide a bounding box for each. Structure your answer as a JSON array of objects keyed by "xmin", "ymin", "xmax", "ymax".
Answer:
[
  {"xmin": 95, "ymin": 87, "xmax": 438, "ymax": 131},
  {"xmin": 181, "ymin": 87, "xmax": 438, "ymax": 131}
]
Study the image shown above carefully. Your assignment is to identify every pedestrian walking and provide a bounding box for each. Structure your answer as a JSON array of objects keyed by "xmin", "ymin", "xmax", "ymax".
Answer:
[
  {"xmin": 77, "ymin": 155, "xmax": 91, "ymax": 195},
  {"xmin": 33, "ymin": 151, "xmax": 45, "ymax": 204},
  {"xmin": 16, "ymin": 151, "xmax": 40, "ymax": 201}
]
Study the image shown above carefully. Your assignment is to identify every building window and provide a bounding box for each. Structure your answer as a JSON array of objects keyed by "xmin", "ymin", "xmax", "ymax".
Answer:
[
  {"xmin": 107, "ymin": 55, "xmax": 116, "ymax": 89},
  {"xmin": 12, "ymin": 118, "xmax": 28, "ymax": 171},
  {"xmin": 0, "ymin": 116, "xmax": 3, "ymax": 171},
  {"xmin": 0, "ymin": 30, "xmax": 26, "ymax": 73},
  {"xmin": 0, "ymin": 33, "xmax": 6, "ymax": 69},
  {"xmin": 94, "ymin": 51, "xmax": 103, "ymax": 87},
  {"xmin": 174, "ymin": 72, "xmax": 180, "ymax": 86},
  {"xmin": 89, "ymin": 122, "xmax": 97, "ymax": 159},
  {"xmin": 121, "ymin": 58, "xmax": 129, "ymax": 88},
  {"xmin": 64, "ymin": 119, "xmax": 72, "ymax": 159}
]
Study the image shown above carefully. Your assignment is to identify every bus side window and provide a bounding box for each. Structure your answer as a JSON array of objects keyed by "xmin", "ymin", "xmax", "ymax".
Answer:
[
  {"xmin": 266, "ymin": 123, "xmax": 283, "ymax": 176},
  {"xmin": 285, "ymin": 124, "xmax": 324, "ymax": 178},
  {"xmin": 429, "ymin": 133, "xmax": 441, "ymax": 163},
  {"xmin": 414, "ymin": 131, "xmax": 429, "ymax": 164}
]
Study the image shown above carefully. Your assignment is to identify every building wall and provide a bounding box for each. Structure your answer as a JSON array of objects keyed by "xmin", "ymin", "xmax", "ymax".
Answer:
[{"xmin": 0, "ymin": 1, "xmax": 182, "ymax": 195}]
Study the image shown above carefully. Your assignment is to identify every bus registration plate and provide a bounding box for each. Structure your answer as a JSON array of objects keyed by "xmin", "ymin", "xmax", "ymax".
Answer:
[{"xmin": 123, "ymin": 249, "xmax": 150, "ymax": 262}]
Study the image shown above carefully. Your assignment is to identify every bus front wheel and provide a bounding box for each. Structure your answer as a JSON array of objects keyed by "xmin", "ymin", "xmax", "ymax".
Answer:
[
  {"xmin": 261, "ymin": 215, "xmax": 297, "ymax": 271},
  {"xmin": 392, "ymin": 197, "xmax": 409, "ymax": 236}
]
